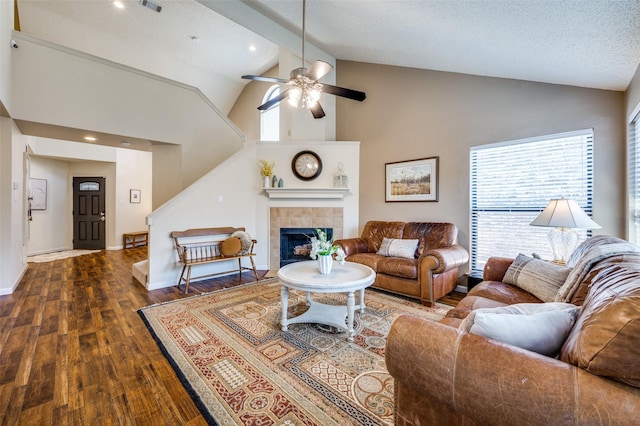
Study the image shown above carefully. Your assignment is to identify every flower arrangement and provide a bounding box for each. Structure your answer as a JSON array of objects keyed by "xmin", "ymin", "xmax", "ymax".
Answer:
[
  {"xmin": 309, "ymin": 228, "xmax": 346, "ymax": 264},
  {"xmin": 258, "ymin": 160, "xmax": 275, "ymax": 177}
]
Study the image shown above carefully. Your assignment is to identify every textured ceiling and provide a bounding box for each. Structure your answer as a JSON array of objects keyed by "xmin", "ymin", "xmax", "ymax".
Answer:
[{"xmin": 15, "ymin": 0, "xmax": 640, "ymax": 118}]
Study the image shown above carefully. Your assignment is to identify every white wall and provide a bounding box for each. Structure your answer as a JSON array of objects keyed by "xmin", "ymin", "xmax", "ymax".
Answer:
[
  {"xmin": 147, "ymin": 145, "xmax": 260, "ymax": 289},
  {"xmin": 28, "ymin": 157, "xmax": 70, "ymax": 254},
  {"xmin": 0, "ymin": 118, "xmax": 27, "ymax": 295},
  {"xmin": 146, "ymin": 140, "xmax": 359, "ymax": 290},
  {"xmin": 27, "ymin": 138, "xmax": 152, "ymax": 252},
  {"xmin": 10, "ymin": 31, "xmax": 244, "ymax": 208}
]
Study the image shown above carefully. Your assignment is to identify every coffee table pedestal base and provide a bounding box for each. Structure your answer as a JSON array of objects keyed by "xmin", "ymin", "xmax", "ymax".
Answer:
[{"xmin": 281, "ymin": 287, "xmax": 365, "ymax": 342}]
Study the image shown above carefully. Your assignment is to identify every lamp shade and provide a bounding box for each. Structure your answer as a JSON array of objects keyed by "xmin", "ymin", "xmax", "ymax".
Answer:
[{"xmin": 530, "ymin": 198, "xmax": 601, "ymax": 229}]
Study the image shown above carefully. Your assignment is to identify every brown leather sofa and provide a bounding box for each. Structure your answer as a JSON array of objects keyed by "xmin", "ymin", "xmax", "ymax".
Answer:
[
  {"xmin": 334, "ymin": 221, "xmax": 469, "ymax": 306},
  {"xmin": 386, "ymin": 235, "xmax": 640, "ymax": 425}
]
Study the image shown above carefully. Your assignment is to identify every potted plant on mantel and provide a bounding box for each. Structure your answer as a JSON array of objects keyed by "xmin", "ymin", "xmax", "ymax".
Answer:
[{"xmin": 258, "ymin": 160, "xmax": 275, "ymax": 188}]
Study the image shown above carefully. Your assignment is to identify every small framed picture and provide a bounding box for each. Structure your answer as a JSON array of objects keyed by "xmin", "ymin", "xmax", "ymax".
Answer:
[
  {"xmin": 130, "ymin": 189, "xmax": 141, "ymax": 204},
  {"xmin": 385, "ymin": 157, "xmax": 439, "ymax": 202}
]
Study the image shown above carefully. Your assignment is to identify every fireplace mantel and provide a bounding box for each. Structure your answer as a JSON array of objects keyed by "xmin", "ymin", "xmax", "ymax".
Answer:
[{"xmin": 264, "ymin": 188, "xmax": 349, "ymax": 200}]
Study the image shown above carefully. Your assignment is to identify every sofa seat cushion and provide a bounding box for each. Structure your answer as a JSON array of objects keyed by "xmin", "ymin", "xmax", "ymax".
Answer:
[
  {"xmin": 377, "ymin": 257, "xmax": 418, "ymax": 279},
  {"xmin": 468, "ymin": 281, "xmax": 544, "ymax": 305},
  {"xmin": 560, "ymin": 262, "xmax": 640, "ymax": 388},
  {"xmin": 345, "ymin": 253, "xmax": 385, "ymax": 270}
]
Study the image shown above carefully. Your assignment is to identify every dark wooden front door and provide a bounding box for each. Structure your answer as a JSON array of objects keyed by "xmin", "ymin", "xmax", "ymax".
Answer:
[{"xmin": 73, "ymin": 177, "xmax": 106, "ymax": 250}]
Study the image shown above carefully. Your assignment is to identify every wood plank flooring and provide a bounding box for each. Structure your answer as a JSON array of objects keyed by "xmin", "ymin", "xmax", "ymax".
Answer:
[
  {"xmin": 0, "ymin": 249, "xmax": 462, "ymax": 424},
  {"xmin": 0, "ymin": 248, "xmax": 267, "ymax": 425}
]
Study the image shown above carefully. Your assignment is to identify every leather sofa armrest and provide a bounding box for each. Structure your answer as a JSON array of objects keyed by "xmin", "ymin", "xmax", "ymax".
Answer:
[
  {"xmin": 483, "ymin": 256, "xmax": 514, "ymax": 281},
  {"xmin": 386, "ymin": 315, "xmax": 639, "ymax": 425},
  {"xmin": 420, "ymin": 245, "xmax": 469, "ymax": 274},
  {"xmin": 334, "ymin": 238, "xmax": 369, "ymax": 257}
]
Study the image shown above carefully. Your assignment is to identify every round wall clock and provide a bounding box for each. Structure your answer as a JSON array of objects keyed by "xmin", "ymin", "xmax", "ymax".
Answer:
[{"xmin": 291, "ymin": 150, "xmax": 323, "ymax": 181}]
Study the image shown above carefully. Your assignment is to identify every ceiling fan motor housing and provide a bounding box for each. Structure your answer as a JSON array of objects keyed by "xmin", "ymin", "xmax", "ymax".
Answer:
[{"xmin": 290, "ymin": 67, "xmax": 308, "ymax": 80}]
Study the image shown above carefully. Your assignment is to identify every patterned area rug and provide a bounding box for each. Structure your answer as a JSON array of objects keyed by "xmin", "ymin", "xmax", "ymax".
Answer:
[
  {"xmin": 138, "ymin": 279, "xmax": 451, "ymax": 425},
  {"xmin": 27, "ymin": 249, "xmax": 101, "ymax": 263}
]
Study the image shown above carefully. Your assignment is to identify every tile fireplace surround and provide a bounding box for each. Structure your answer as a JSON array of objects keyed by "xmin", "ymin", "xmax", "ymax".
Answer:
[{"xmin": 269, "ymin": 207, "xmax": 344, "ymax": 271}]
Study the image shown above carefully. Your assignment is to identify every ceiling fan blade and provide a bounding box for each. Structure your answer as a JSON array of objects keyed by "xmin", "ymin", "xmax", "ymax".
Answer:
[
  {"xmin": 307, "ymin": 60, "xmax": 333, "ymax": 81},
  {"xmin": 258, "ymin": 89, "xmax": 290, "ymax": 111},
  {"xmin": 310, "ymin": 102, "xmax": 325, "ymax": 119},
  {"xmin": 242, "ymin": 74, "xmax": 290, "ymax": 84},
  {"xmin": 321, "ymin": 84, "xmax": 366, "ymax": 102}
]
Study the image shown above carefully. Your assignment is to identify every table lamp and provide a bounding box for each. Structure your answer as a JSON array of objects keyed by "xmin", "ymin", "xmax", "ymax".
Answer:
[{"xmin": 530, "ymin": 198, "xmax": 600, "ymax": 264}]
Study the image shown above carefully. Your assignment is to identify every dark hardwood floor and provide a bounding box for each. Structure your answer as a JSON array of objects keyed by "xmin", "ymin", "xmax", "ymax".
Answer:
[
  {"xmin": 0, "ymin": 248, "xmax": 267, "ymax": 425},
  {"xmin": 0, "ymin": 248, "xmax": 461, "ymax": 424}
]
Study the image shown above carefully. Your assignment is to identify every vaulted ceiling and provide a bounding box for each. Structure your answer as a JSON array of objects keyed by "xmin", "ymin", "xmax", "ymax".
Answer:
[{"xmin": 16, "ymin": 0, "xmax": 640, "ymax": 117}]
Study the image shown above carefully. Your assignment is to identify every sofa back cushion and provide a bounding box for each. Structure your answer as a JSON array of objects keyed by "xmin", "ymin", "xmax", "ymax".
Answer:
[
  {"xmin": 360, "ymin": 221, "xmax": 405, "ymax": 253},
  {"xmin": 560, "ymin": 262, "xmax": 640, "ymax": 388},
  {"xmin": 403, "ymin": 222, "xmax": 458, "ymax": 257}
]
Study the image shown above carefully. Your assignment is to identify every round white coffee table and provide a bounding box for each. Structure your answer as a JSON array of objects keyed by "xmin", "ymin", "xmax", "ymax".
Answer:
[{"xmin": 277, "ymin": 260, "xmax": 376, "ymax": 342}]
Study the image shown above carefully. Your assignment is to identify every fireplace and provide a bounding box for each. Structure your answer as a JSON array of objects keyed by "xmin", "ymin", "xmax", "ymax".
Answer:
[
  {"xmin": 280, "ymin": 228, "xmax": 333, "ymax": 267},
  {"xmin": 269, "ymin": 207, "xmax": 344, "ymax": 271}
]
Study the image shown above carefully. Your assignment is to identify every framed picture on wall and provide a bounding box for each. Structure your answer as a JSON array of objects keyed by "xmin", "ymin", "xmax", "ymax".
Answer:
[
  {"xmin": 29, "ymin": 178, "xmax": 47, "ymax": 210},
  {"xmin": 130, "ymin": 189, "xmax": 141, "ymax": 204},
  {"xmin": 385, "ymin": 157, "xmax": 439, "ymax": 202}
]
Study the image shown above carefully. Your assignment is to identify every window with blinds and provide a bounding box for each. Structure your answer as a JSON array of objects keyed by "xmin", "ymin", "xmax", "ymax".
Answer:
[
  {"xmin": 629, "ymin": 107, "xmax": 640, "ymax": 244},
  {"xmin": 470, "ymin": 130, "xmax": 594, "ymax": 275}
]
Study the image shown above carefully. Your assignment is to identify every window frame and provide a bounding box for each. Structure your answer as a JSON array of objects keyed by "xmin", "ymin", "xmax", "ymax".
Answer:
[
  {"xmin": 259, "ymin": 85, "xmax": 280, "ymax": 141},
  {"xmin": 470, "ymin": 129, "xmax": 595, "ymax": 275}
]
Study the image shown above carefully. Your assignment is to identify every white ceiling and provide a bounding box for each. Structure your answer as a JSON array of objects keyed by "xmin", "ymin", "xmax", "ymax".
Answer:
[{"xmin": 16, "ymin": 0, "xmax": 640, "ymax": 118}]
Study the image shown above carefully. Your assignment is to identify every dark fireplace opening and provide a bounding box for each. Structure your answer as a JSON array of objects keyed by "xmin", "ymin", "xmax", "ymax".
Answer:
[{"xmin": 280, "ymin": 227, "xmax": 333, "ymax": 267}]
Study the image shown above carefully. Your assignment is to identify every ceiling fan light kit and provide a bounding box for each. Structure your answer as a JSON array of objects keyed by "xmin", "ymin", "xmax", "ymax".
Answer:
[{"xmin": 241, "ymin": 0, "xmax": 366, "ymax": 119}]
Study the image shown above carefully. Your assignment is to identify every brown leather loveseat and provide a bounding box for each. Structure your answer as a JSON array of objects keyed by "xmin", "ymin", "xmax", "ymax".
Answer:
[
  {"xmin": 386, "ymin": 235, "xmax": 640, "ymax": 425},
  {"xmin": 334, "ymin": 221, "xmax": 469, "ymax": 306}
]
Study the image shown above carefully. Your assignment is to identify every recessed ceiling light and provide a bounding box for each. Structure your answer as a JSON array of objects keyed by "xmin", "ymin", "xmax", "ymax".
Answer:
[
  {"xmin": 249, "ymin": 44, "xmax": 257, "ymax": 52},
  {"xmin": 113, "ymin": 1, "xmax": 125, "ymax": 9},
  {"xmin": 84, "ymin": 136, "xmax": 97, "ymax": 142},
  {"xmin": 121, "ymin": 141, "xmax": 131, "ymax": 147},
  {"xmin": 190, "ymin": 36, "xmax": 200, "ymax": 43}
]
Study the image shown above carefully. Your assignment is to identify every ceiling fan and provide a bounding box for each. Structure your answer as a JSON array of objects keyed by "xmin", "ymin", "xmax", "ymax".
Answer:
[{"xmin": 241, "ymin": 0, "xmax": 366, "ymax": 119}]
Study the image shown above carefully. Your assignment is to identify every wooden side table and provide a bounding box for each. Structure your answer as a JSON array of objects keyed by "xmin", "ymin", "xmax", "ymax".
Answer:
[{"xmin": 123, "ymin": 231, "xmax": 148, "ymax": 249}]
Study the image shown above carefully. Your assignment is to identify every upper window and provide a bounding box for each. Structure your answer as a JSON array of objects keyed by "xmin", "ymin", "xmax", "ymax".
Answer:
[
  {"xmin": 260, "ymin": 85, "xmax": 280, "ymax": 141},
  {"xmin": 628, "ymin": 105, "xmax": 640, "ymax": 244},
  {"xmin": 79, "ymin": 182, "xmax": 100, "ymax": 191},
  {"xmin": 470, "ymin": 129, "xmax": 594, "ymax": 275}
]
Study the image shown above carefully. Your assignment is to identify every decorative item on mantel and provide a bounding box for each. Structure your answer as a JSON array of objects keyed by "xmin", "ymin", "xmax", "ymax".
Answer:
[
  {"xmin": 333, "ymin": 162, "xmax": 348, "ymax": 188},
  {"xmin": 309, "ymin": 228, "xmax": 346, "ymax": 274},
  {"xmin": 258, "ymin": 160, "xmax": 275, "ymax": 188},
  {"xmin": 272, "ymin": 174, "xmax": 278, "ymax": 188}
]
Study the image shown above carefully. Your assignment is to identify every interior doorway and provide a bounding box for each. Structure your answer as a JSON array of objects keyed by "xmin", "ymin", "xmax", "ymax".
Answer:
[{"xmin": 72, "ymin": 177, "xmax": 106, "ymax": 250}]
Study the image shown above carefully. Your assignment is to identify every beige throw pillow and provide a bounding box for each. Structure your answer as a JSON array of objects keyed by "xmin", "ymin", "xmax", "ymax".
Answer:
[
  {"xmin": 503, "ymin": 254, "xmax": 571, "ymax": 302},
  {"xmin": 376, "ymin": 237, "xmax": 419, "ymax": 259},
  {"xmin": 459, "ymin": 303, "xmax": 580, "ymax": 357}
]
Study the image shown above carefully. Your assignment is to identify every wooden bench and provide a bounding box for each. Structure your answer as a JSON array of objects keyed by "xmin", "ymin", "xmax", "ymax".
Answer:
[
  {"xmin": 171, "ymin": 227, "xmax": 258, "ymax": 294},
  {"xmin": 123, "ymin": 231, "xmax": 148, "ymax": 249}
]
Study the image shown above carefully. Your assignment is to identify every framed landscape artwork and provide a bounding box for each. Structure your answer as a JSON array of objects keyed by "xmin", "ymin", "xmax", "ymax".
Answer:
[{"xmin": 385, "ymin": 157, "xmax": 439, "ymax": 202}]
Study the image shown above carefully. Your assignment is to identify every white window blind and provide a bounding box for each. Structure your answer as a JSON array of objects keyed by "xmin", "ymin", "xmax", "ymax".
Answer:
[
  {"xmin": 260, "ymin": 85, "xmax": 280, "ymax": 141},
  {"xmin": 629, "ymin": 106, "xmax": 640, "ymax": 244},
  {"xmin": 470, "ymin": 130, "xmax": 594, "ymax": 275}
]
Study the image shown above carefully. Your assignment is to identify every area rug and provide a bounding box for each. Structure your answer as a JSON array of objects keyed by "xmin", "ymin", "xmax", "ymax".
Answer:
[
  {"xmin": 138, "ymin": 279, "xmax": 451, "ymax": 425},
  {"xmin": 27, "ymin": 249, "xmax": 100, "ymax": 263}
]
